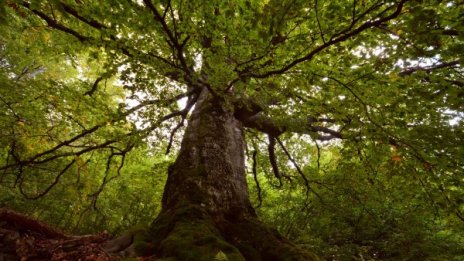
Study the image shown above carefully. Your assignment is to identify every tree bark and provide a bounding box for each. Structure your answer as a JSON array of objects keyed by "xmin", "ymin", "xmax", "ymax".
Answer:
[
  {"xmin": 111, "ymin": 89, "xmax": 320, "ymax": 260},
  {"xmin": 162, "ymin": 89, "xmax": 255, "ymax": 219}
]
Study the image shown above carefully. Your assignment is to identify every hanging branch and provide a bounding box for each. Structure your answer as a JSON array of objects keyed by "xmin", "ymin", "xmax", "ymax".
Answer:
[
  {"xmin": 76, "ymin": 154, "xmax": 92, "ymax": 186},
  {"xmin": 276, "ymin": 138, "xmax": 324, "ymax": 203},
  {"xmin": 88, "ymin": 145, "xmax": 131, "ymax": 210},
  {"xmin": 267, "ymin": 135, "xmax": 283, "ymax": 188},
  {"xmin": 252, "ymin": 150, "xmax": 263, "ymax": 208},
  {"xmin": 18, "ymin": 158, "xmax": 76, "ymax": 200},
  {"xmin": 87, "ymin": 151, "xmax": 115, "ymax": 210}
]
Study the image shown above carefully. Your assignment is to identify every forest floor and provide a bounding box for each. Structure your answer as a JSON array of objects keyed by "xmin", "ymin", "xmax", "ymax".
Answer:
[{"xmin": 0, "ymin": 208, "xmax": 133, "ymax": 261}]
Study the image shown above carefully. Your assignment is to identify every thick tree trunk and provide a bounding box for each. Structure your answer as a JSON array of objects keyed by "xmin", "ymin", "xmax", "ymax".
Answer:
[
  {"xmin": 162, "ymin": 89, "xmax": 255, "ymax": 219},
  {"xmin": 111, "ymin": 90, "xmax": 320, "ymax": 260}
]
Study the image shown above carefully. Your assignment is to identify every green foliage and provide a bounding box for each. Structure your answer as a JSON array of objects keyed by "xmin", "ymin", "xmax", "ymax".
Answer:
[
  {"xmin": 0, "ymin": 0, "xmax": 463, "ymax": 260},
  {"xmin": 0, "ymin": 145, "xmax": 170, "ymax": 235},
  {"xmin": 248, "ymin": 142, "xmax": 464, "ymax": 260}
]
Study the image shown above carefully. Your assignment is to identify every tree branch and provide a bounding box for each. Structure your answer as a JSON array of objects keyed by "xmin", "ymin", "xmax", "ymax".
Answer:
[
  {"xmin": 165, "ymin": 92, "xmax": 198, "ymax": 154},
  {"xmin": 143, "ymin": 0, "xmax": 190, "ymax": 72},
  {"xmin": 87, "ymin": 145, "xmax": 130, "ymax": 210},
  {"xmin": 251, "ymin": 150, "xmax": 262, "ymax": 208},
  {"xmin": 84, "ymin": 76, "xmax": 103, "ymax": 96},
  {"xmin": 267, "ymin": 135, "xmax": 283, "ymax": 187},
  {"xmin": 21, "ymin": 1, "xmax": 181, "ymax": 81},
  {"xmin": 276, "ymin": 138, "xmax": 321, "ymax": 202},
  {"xmin": 21, "ymin": 1, "xmax": 89, "ymax": 41},
  {"xmin": 399, "ymin": 60, "xmax": 460, "ymax": 76},
  {"xmin": 58, "ymin": 1, "xmax": 106, "ymax": 29},
  {"xmin": 0, "ymin": 91, "xmax": 191, "ymax": 171},
  {"xmin": 239, "ymin": 111, "xmax": 343, "ymax": 141},
  {"xmin": 247, "ymin": 0, "xmax": 408, "ymax": 79},
  {"xmin": 18, "ymin": 158, "xmax": 76, "ymax": 200}
]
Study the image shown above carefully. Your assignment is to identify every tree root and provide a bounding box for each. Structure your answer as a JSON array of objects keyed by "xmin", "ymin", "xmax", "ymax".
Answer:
[
  {"xmin": 109, "ymin": 205, "xmax": 320, "ymax": 261},
  {"xmin": 0, "ymin": 208, "xmax": 113, "ymax": 261}
]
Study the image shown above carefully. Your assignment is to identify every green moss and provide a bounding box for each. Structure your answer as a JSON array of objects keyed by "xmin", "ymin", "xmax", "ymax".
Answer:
[
  {"xmin": 226, "ymin": 219, "xmax": 321, "ymax": 261},
  {"xmin": 148, "ymin": 205, "xmax": 245, "ymax": 261},
  {"xmin": 147, "ymin": 205, "xmax": 319, "ymax": 260},
  {"xmin": 158, "ymin": 219, "xmax": 244, "ymax": 261}
]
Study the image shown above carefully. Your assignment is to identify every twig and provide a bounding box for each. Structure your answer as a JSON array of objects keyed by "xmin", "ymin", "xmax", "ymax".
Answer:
[
  {"xmin": 18, "ymin": 159, "xmax": 76, "ymax": 199},
  {"xmin": 84, "ymin": 76, "xmax": 104, "ymax": 96}
]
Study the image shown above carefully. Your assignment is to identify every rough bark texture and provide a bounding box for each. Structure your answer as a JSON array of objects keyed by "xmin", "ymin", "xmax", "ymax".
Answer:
[
  {"xmin": 162, "ymin": 90, "xmax": 255, "ymax": 219},
  {"xmin": 110, "ymin": 89, "xmax": 320, "ymax": 260}
]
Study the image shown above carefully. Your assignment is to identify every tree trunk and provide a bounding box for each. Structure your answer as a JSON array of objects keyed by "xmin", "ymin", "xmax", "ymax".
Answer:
[
  {"xmin": 162, "ymin": 89, "xmax": 255, "ymax": 219},
  {"xmin": 113, "ymin": 89, "xmax": 320, "ymax": 260}
]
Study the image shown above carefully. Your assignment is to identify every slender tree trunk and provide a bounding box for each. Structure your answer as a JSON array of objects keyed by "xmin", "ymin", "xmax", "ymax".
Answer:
[{"xmin": 110, "ymin": 89, "xmax": 320, "ymax": 260}]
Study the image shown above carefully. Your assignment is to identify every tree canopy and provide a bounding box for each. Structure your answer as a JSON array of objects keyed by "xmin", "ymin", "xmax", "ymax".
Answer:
[{"xmin": 0, "ymin": 0, "xmax": 463, "ymax": 260}]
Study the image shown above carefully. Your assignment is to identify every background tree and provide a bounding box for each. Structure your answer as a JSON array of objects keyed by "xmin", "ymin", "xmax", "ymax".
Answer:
[{"xmin": 0, "ymin": 0, "xmax": 463, "ymax": 260}]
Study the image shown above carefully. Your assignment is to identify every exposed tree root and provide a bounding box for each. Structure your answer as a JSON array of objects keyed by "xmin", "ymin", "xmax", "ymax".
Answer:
[
  {"xmin": 1, "ymin": 206, "xmax": 320, "ymax": 260},
  {"xmin": 105, "ymin": 205, "xmax": 320, "ymax": 261},
  {"xmin": 0, "ymin": 208, "xmax": 114, "ymax": 261}
]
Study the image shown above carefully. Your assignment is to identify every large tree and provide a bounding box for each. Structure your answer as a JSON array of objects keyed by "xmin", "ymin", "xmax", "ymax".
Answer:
[{"xmin": 0, "ymin": 0, "xmax": 463, "ymax": 260}]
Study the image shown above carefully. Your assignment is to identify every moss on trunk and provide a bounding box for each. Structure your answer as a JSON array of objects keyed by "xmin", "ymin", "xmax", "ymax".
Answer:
[
  {"xmin": 108, "ymin": 89, "xmax": 321, "ymax": 260},
  {"xmin": 149, "ymin": 205, "xmax": 245, "ymax": 260},
  {"xmin": 144, "ymin": 204, "xmax": 320, "ymax": 261}
]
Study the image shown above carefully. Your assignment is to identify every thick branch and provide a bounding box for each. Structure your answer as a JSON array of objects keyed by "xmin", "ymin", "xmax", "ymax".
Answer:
[
  {"xmin": 84, "ymin": 76, "xmax": 103, "ymax": 96},
  {"xmin": 399, "ymin": 60, "xmax": 460, "ymax": 76},
  {"xmin": 143, "ymin": 0, "xmax": 190, "ymax": 72},
  {"xmin": 21, "ymin": 2, "xmax": 182, "ymax": 81},
  {"xmin": 267, "ymin": 135, "xmax": 283, "ymax": 187},
  {"xmin": 240, "ymin": 112, "xmax": 342, "ymax": 141},
  {"xmin": 58, "ymin": 1, "xmax": 106, "ymax": 29},
  {"xmin": 21, "ymin": 2, "xmax": 88, "ymax": 41},
  {"xmin": 251, "ymin": 150, "xmax": 262, "ymax": 208}
]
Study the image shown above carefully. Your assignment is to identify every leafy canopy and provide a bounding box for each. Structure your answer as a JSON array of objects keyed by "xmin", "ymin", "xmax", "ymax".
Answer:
[{"xmin": 0, "ymin": 0, "xmax": 463, "ymax": 259}]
